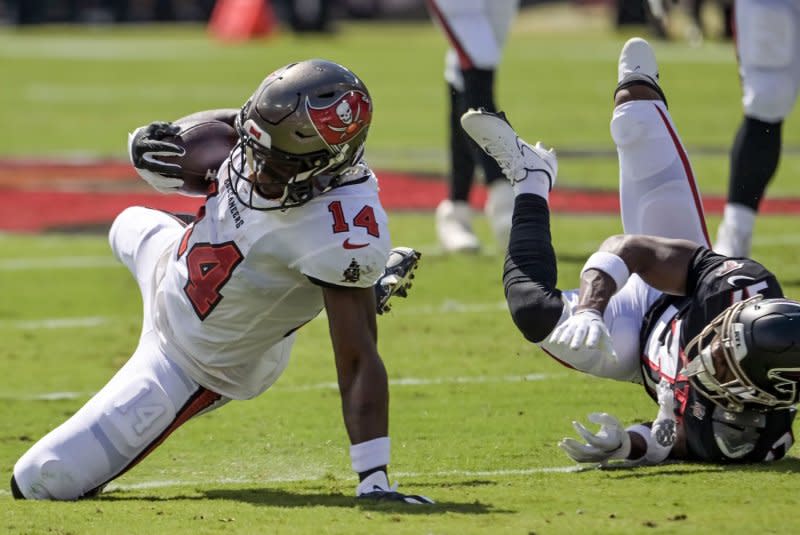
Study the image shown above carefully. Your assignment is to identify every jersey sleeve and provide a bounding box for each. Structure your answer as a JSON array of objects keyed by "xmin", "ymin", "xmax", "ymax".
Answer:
[
  {"xmin": 685, "ymin": 247, "xmax": 783, "ymax": 300},
  {"xmin": 284, "ymin": 189, "xmax": 391, "ymax": 289}
]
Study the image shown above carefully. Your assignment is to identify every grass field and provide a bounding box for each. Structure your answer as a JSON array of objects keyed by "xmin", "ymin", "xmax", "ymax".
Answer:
[{"xmin": 3, "ymin": 4, "xmax": 800, "ymax": 534}]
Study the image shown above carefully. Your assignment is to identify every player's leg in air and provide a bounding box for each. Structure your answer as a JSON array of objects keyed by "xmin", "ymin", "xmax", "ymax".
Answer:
[
  {"xmin": 459, "ymin": 37, "xmax": 710, "ymax": 382},
  {"xmin": 612, "ymin": 37, "xmax": 710, "ymax": 246},
  {"xmin": 11, "ymin": 208, "xmax": 231, "ymax": 500}
]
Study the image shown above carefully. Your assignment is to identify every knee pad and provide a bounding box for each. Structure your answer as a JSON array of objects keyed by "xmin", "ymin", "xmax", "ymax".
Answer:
[
  {"xmin": 97, "ymin": 377, "xmax": 177, "ymax": 459},
  {"xmin": 16, "ymin": 459, "xmax": 79, "ymax": 500},
  {"xmin": 108, "ymin": 206, "xmax": 152, "ymax": 264},
  {"xmin": 742, "ymin": 71, "xmax": 797, "ymax": 122}
]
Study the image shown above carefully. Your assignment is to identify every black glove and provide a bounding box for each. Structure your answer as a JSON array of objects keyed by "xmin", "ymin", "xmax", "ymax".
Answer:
[{"xmin": 128, "ymin": 121, "xmax": 184, "ymax": 178}]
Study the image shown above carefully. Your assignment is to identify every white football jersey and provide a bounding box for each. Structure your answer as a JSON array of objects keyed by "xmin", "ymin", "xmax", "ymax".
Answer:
[{"xmin": 153, "ymin": 157, "xmax": 391, "ymax": 399}]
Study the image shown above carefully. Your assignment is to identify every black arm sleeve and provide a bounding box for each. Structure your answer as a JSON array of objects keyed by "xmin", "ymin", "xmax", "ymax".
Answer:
[{"xmin": 503, "ymin": 194, "xmax": 563, "ymax": 342}]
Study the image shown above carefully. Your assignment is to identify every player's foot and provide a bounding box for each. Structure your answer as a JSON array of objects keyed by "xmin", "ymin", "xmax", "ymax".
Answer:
[
  {"xmin": 485, "ymin": 180, "xmax": 513, "ymax": 250},
  {"xmin": 714, "ymin": 222, "xmax": 752, "ymax": 258},
  {"xmin": 460, "ymin": 108, "xmax": 558, "ymax": 191},
  {"xmin": 618, "ymin": 37, "xmax": 659, "ymax": 84},
  {"xmin": 375, "ymin": 247, "xmax": 421, "ymax": 314},
  {"xmin": 435, "ymin": 199, "xmax": 481, "ymax": 253}
]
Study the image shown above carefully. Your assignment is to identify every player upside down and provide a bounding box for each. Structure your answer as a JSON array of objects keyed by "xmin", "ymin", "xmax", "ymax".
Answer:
[{"xmin": 461, "ymin": 37, "xmax": 800, "ymax": 466}]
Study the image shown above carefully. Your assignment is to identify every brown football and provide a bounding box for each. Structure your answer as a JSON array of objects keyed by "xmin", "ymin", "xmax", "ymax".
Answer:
[{"xmin": 159, "ymin": 120, "xmax": 238, "ymax": 196}]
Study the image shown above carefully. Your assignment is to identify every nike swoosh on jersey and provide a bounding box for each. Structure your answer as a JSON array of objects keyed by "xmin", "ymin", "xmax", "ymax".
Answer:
[
  {"xmin": 343, "ymin": 238, "xmax": 369, "ymax": 249},
  {"xmin": 727, "ymin": 275, "xmax": 755, "ymax": 286}
]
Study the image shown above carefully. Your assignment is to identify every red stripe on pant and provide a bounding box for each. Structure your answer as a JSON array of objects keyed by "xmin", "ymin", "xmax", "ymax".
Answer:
[
  {"xmin": 653, "ymin": 104, "xmax": 711, "ymax": 247},
  {"xmin": 425, "ymin": 0, "xmax": 474, "ymax": 70},
  {"xmin": 86, "ymin": 387, "xmax": 222, "ymax": 497}
]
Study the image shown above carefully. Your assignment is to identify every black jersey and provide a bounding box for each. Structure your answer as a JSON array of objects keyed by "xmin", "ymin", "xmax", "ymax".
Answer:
[{"xmin": 639, "ymin": 247, "xmax": 795, "ymax": 462}]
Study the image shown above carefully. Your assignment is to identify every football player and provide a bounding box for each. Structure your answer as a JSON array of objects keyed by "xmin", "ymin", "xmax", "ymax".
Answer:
[
  {"xmin": 715, "ymin": 0, "xmax": 800, "ymax": 258},
  {"xmin": 461, "ymin": 38, "xmax": 799, "ymax": 466},
  {"xmin": 426, "ymin": 0, "xmax": 520, "ymax": 253},
  {"xmin": 11, "ymin": 59, "xmax": 432, "ymax": 503}
]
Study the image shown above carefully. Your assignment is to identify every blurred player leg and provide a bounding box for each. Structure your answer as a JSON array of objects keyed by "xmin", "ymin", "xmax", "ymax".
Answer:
[
  {"xmin": 428, "ymin": 0, "xmax": 518, "ymax": 251},
  {"xmin": 435, "ymin": 52, "xmax": 481, "ymax": 253},
  {"xmin": 611, "ymin": 38, "xmax": 711, "ymax": 246},
  {"xmin": 715, "ymin": 0, "xmax": 800, "ymax": 257}
]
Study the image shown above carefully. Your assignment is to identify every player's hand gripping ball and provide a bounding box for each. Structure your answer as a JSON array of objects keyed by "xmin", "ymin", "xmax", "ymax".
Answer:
[{"xmin": 129, "ymin": 120, "xmax": 237, "ymax": 196}]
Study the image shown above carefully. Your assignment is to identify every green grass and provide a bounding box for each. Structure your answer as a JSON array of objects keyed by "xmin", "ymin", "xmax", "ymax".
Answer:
[
  {"xmin": 0, "ymin": 6, "xmax": 798, "ymax": 194},
  {"xmin": 3, "ymin": 214, "xmax": 800, "ymax": 534},
  {"xmin": 3, "ymin": 4, "xmax": 800, "ymax": 533}
]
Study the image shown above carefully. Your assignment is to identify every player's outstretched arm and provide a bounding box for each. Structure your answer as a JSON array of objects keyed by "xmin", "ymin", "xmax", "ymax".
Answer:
[
  {"xmin": 559, "ymin": 380, "xmax": 688, "ymax": 466},
  {"xmin": 322, "ymin": 285, "xmax": 433, "ymax": 504}
]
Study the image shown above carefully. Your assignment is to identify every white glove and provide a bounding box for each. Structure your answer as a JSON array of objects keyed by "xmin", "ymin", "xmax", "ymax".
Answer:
[
  {"xmin": 356, "ymin": 471, "xmax": 434, "ymax": 505},
  {"xmin": 128, "ymin": 124, "xmax": 186, "ymax": 194},
  {"xmin": 559, "ymin": 412, "xmax": 631, "ymax": 464},
  {"xmin": 548, "ymin": 309, "xmax": 617, "ymax": 361}
]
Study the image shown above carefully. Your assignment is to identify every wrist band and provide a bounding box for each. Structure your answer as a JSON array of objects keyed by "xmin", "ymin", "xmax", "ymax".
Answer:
[
  {"xmin": 581, "ymin": 251, "xmax": 630, "ymax": 292},
  {"xmin": 626, "ymin": 423, "xmax": 672, "ymax": 464},
  {"xmin": 350, "ymin": 437, "xmax": 391, "ymax": 473}
]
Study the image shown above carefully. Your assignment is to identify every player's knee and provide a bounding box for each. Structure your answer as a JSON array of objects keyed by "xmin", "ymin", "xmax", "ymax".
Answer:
[
  {"xmin": 13, "ymin": 457, "xmax": 83, "ymax": 500},
  {"xmin": 505, "ymin": 282, "xmax": 563, "ymax": 343},
  {"xmin": 743, "ymin": 74, "xmax": 797, "ymax": 122},
  {"xmin": 108, "ymin": 206, "xmax": 148, "ymax": 259}
]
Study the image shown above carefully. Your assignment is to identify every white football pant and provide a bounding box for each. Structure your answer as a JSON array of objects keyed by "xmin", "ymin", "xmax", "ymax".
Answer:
[
  {"xmin": 427, "ymin": 0, "xmax": 519, "ymax": 91},
  {"xmin": 13, "ymin": 209, "xmax": 230, "ymax": 500},
  {"xmin": 736, "ymin": 0, "xmax": 800, "ymax": 122},
  {"xmin": 539, "ymin": 100, "xmax": 710, "ymax": 382}
]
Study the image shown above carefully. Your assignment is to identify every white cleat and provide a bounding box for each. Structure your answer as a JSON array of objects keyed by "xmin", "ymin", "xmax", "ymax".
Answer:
[
  {"xmin": 435, "ymin": 199, "xmax": 481, "ymax": 253},
  {"xmin": 618, "ymin": 37, "xmax": 659, "ymax": 84},
  {"xmin": 460, "ymin": 108, "xmax": 558, "ymax": 190}
]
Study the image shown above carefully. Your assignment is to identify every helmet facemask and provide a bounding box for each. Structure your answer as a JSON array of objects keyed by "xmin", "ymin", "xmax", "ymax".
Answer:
[
  {"xmin": 684, "ymin": 295, "xmax": 799, "ymax": 412},
  {"xmin": 227, "ymin": 60, "xmax": 372, "ymax": 211}
]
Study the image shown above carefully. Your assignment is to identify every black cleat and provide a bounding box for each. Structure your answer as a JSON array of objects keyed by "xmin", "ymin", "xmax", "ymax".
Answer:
[
  {"xmin": 375, "ymin": 247, "xmax": 421, "ymax": 315},
  {"xmin": 10, "ymin": 475, "xmax": 24, "ymax": 499}
]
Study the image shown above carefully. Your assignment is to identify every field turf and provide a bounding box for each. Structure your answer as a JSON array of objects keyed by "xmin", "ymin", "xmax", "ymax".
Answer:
[{"xmin": 2, "ymin": 4, "xmax": 800, "ymax": 534}]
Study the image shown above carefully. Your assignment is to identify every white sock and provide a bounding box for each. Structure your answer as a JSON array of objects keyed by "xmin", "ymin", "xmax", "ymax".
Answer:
[
  {"xmin": 722, "ymin": 203, "xmax": 756, "ymax": 234},
  {"xmin": 513, "ymin": 170, "xmax": 550, "ymax": 201}
]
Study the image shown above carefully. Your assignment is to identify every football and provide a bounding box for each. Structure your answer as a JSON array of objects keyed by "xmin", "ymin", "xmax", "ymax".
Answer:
[{"xmin": 159, "ymin": 120, "xmax": 238, "ymax": 196}]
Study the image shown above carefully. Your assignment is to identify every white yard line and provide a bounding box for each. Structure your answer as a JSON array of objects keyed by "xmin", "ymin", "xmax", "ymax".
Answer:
[
  {"xmin": 0, "ymin": 256, "xmax": 120, "ymax": 270},
  {"xmin": 0, "ymin": 317, "xmax": 110, "ymax": 330},
  {"xmin": 0, "ymin": 465, "xmax": 585, "ymax": 497},
  {"xmin": 0, "ymin": 373, "xmax": 557, "ymax": 401}
]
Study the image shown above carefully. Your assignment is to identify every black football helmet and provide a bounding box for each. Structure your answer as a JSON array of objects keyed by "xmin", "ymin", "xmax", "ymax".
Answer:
[
  {"xmin": 229, "ymin": 59, "xmax": 372, "ymax": 210},
  {"xmin": 684, "ymin": 295, "xmax": 800, "ymax": 412}
]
